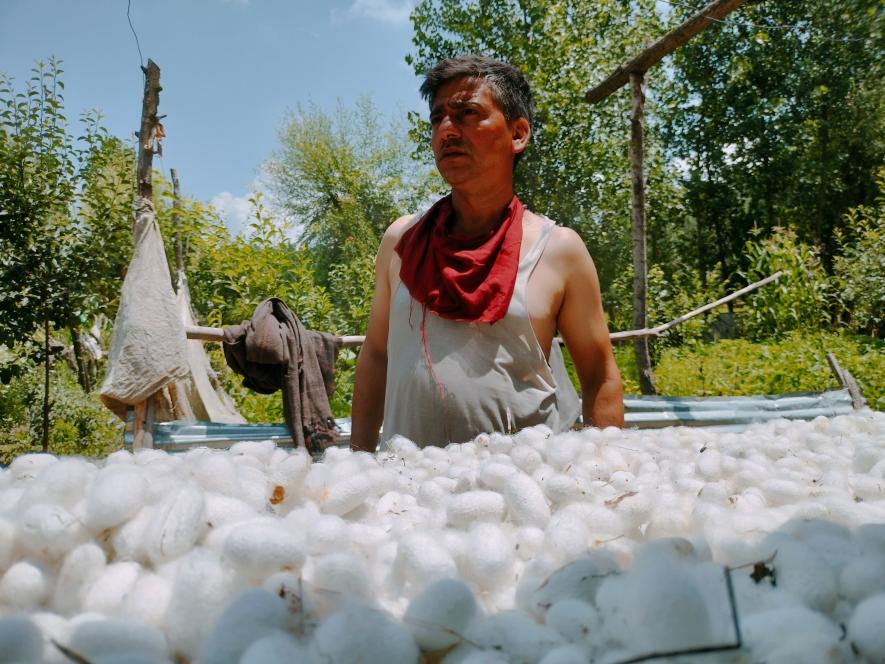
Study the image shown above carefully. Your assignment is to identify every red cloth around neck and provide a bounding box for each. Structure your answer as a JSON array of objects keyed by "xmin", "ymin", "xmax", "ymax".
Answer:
[{"xmin": 395, "ymin": 194, "xmax": 524, "ymax": 323}]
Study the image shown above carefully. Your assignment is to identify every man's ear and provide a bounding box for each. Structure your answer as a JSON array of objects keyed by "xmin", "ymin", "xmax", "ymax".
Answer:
[{"xmin": 511, "ymin": 117, "xmax": 530, "ymax": 156}]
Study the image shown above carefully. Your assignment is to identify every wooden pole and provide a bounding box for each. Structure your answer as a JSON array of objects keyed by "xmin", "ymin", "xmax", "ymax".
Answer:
[
  {"xmin": 630, "ymin": 72, "xmax": 656, "ymax": 395},
  {"xmin": 136, "ymin": 60, "xmax": 161, "ymax": 200},
  {"xmin": 585, "ymin": 0, "xmax": 749, "ymax": 104},
  {"xmin": 171, "ymin": 168, "xmax": 184, "ymax": 281},
  {"xmin": 132, "ymin": 59, "xmax": 161, "ymax": 450}
]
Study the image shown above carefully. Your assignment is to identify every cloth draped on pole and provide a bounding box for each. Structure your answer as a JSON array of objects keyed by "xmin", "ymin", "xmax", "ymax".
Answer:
[
  {"xmin": 222, "ymin": 298, "xmax": 342, "ymax": 457},
  {"xmin": 101, "ymin": 197, "xmax": 190, "ymax": 419}
]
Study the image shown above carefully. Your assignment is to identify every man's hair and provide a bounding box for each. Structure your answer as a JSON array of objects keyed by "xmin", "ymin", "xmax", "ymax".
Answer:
[{"xmin": 420, "ymin": 54, "xmax": 535, "ymax": 165}]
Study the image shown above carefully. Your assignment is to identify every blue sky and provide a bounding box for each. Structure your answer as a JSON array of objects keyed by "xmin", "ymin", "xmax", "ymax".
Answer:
[{"xmin": 0, "ymin": 0, "xmax": 424, "ymax": 231}]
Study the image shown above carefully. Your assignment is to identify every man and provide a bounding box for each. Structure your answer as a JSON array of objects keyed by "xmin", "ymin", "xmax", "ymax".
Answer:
[{"xmin": 351, "ymin": 54, "xmax": 623, "ymax": 452}]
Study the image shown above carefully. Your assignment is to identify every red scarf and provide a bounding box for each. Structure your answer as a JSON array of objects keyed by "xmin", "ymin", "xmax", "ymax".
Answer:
[{"xmin": 395, "ymin": 194, "xmax": 524, "ymax": 323}]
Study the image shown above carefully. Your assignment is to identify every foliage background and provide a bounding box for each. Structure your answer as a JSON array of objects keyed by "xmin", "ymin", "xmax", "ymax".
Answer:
[{"xmin": 0, "ymin": 0, "xmax": 883, "ymax": 460}]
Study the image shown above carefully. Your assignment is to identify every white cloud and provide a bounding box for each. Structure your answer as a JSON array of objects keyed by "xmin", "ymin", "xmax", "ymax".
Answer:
[
  {"xmin": 345, "ymin": 0, "xmax": 416, "ymax": 25},
  {"xmin": 210, "ymin": 191, "xmax": 253, "ymax": 235}
]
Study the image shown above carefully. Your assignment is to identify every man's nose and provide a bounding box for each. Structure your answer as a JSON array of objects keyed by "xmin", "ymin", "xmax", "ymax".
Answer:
[{"xmin": 436, "ymin": 113, "xmax": 460, "ymax": 139}]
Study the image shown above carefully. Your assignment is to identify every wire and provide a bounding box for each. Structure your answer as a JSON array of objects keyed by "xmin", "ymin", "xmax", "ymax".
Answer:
[
  {"xmin": 127, "ymin": 0, "xmax": 145, "ymax": 69},
  {"xmin": 654, "ymin": 0, "xmax": 873, "ymax": 43}
]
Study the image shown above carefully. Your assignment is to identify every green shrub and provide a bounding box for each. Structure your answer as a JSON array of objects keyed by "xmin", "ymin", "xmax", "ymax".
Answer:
[
  {"xmin": 739, "ymin": 227, "xmax": 832, "ymax": 340},
  {"xmin": 0, "ymin": 360, "xmax": 122, "ymax": 464},
  {"xmin": 833, "ymin": 171, "xmax": 884, "ymax": 337},
  {"xmin": 652, "ymin": 332, "xmax": 883, "ymax": 410}
]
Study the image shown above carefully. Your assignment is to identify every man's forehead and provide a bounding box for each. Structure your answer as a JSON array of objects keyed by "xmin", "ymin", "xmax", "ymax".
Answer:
[{"xmin": 431, "ymin": 77, "xmax": 499, "ymax": 110}]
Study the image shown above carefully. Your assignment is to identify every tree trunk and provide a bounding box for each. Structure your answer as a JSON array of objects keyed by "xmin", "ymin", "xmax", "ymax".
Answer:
[
  {"xmin": 42, "ymin": 315, "xmax": 51, "ymax": 452},
  {"xmin": 630, "ymin": 72, "xmax": 657, "ymax": 395},
  {"xmin": 69, "ymin": 327, "xmax": 92, "ymax": 393}
]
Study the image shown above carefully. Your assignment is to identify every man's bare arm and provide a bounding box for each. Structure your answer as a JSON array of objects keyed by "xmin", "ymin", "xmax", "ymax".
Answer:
[
  {"xmin": 350, "ymin": 216, "xmax": 412, "ymax": 452},
  {"xmin": 553, "ymin": 228, "xmax": 624, "ymax": 428}
]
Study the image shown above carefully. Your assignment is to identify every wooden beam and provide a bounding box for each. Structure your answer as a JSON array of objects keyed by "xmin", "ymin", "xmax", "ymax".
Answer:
[
  {"xmin": 826, "ymin": 352, "xmax": 866, "ymax": 410},
  {"xmin": 136, "ymin": 60, "xmax": 161, "ymax": 199},
  {"xmin": 171, "ymin": 168, "xmax": 184, "ymax": 279},
  {"xmin": 630, "ymin": 72, "xmax": 656, "ymax": 395},
  {"xmin": 585, "ymin": 0, "xmax": 749, "ymax": 104}
]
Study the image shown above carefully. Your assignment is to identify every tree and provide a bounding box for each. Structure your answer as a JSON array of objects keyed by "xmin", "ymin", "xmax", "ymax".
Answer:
[
  {"xmin": 265, "ymin": 97, "xmax": 442, "ymax": 335},
  {"xmin": 0, "ymin": 59, "xmax": 135, "ymax": 448},
  {"xmin": 662, "ymin": 0, "xmax": 884, "ymax": 282}
]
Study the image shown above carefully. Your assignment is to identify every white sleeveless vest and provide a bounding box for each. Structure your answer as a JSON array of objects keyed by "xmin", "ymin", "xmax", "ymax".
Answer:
[{"xmin": 380, "ymin": 216, "xmax": 581, "ymax": 448}]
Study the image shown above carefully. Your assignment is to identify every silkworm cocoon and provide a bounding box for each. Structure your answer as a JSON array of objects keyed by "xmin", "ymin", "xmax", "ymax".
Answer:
[
  {"xmin": 348, "ymin": 522, "xmax": 388, "ymax": 555},
  {"xmin": 326, "ymin": 456, "xmax": 361, "ymax": 485},
  {"xmin": 120, "ymin": 573, "xmax": 172, "ymax": 629},
  {"xmin": 229, "ymin": 440, "xmax": 275, "ymax": 466},
  {"xmin": 463, "ymin": 523, "xmax": 515, "ymax": 591},
  {"xmin": 511, "ymin": 445, "xmax": 544, "ymax": 473},
  {"xmin": 418, "ymin": 479, "xmax": 449, "ymax": 508},
  {"xmin": 773, "ymin": 539, "xmax": 838, "ymax": 613},
  {"xmin": 463, "ymin": 612, "xmax": 565, "ymax": 664},
  {"xmin": 240, "ymin": 630, "xmax": 306, "ymax": 664},
  {"xmin": 83, "ymin": 467, "xmax": 147, "ymax": 532},
  {"xmin": 387, "ymin": 435, "xmax": 421, "ymax": 461},
  {"xmin": 543, "ymin": 473, "xmax": 591, "ymax": 505},
  {"xmin": 302, "ymin": 463, "xmax": 331, "ymax": 503},
  {"xmin": 164, "ymin": 550, "xmax": 235, "ymax": 662},
  {"xmin": 67, "ymin": 619, "xmax": 167, "ymax": 661},
  {"xmin": 110, "ymin": 505, "xmax": 154, "ymax": 563},
  {"xmin": 133, "ymin": 448, "xmax": 168, "ymax": 465},
  {"xmin": 144, "ymin": 484, "xmax": 207, "ymax": 565},
  {"xmin": 488, "ymin": 433, "xmax": 514, "ymax": 454},
  {"xmin": 503, "ymin": 472, "xmax": 550, "ymax": 527},
  {"xmin": 742, "ymin": 606, "xmax": 841, "ymax": 661},
  {"xmin": 199, "ymin": 588, "xmax": 290, "ymax": 664},
  {"xmin": 322, "ymin": 474, "xmax": 374, "ymax": 516},
  {"xmin": 545, "ymin": 599, "xmax": 599, "ymax": 644},
  {"xmin": 848, "ymin": 593, "xmax": 885, "ymax": 662},
  {"xmin": 404, "ymin": 578, "xmax": 477, "ymax": 651},
  {"xmin": 366, "ymin": 467, "xmax": 398, "ymax": 495},
  {"xmin": 478, "ymin": 462, "xmax": 516, "ymax": 491},
  {"xmin": 394, "ymin": 531, "xmax": 458, "ymax": 588},
  {"xmin": 29, "ymin": 611, "xmax": 68, "ymax": 664},
  {"xmin": 538, "ymin": 644, "xmax": 591, "ymax": 664},
  {"xmin": 52, "ymin": 543, "xmax": 107, "ymax": 615},
  {"xmin": 9, "ymin": 453, "xmax": 57, "ymax": 481},
  {"xmin": 623, "ymin": 560, "xmax": 713, "ymax": 653},
  {"xmin": 18, "ymin": 502, "xmax": 87, "ymax": 561},
  {"xmin": 515, "ymin": 526, "xmax": 545, "ymax": 561},
  {"xmin": 0, "ymin": 559, "xmax": 51, "ymax": 609},
  {"xmin": 311, "ymin": 603, "xmax": 420, "ymax": 663},
  {"xmin": 188, "ymin": 452, "xmax": 240, "ymax": 496},
  {"xmin": 0, "ymin": 615, "xmax": 42, "ymax": 664},
  {"xmin": 447, "ymin": 647, "xmax": 510, "ymax": 663},
  {"xmin": 223, "ymin": 521, "xmax": 306, "ymax": 579},
  {"xmin": 261, "ymin": 571, "xmax": 318, "ymax": 638},
  {"xmin": 236, "ymin": 465, "xmax": 270, "ymax": 510},
  {"xmin": 760, "ymin": 479, "xmax": 807, "ymax": 506},
  {"xmin": 446, "ymin": 491, "xmax": 506, "ymax": 528},
  {"xmin": 856, "ymin": 523, "xmax": 885, "ymax": 556},
  {"xmin": 545, "ymin": 435, "xmax": 582, "ymax": 472},
  {"xmin": 0, "ymin": 515, "xmax": 16, "ymax": 572},
  {"xmin": 26, "ymin": 457, "xmax": 94, "ymax": 507},
  {"xmin": 82, "ymin": 562, "xmax": 141, "ymax": 615},
  {"xmin": 311, "ymin": 552, "xmax": 372, "ymax": 608},
  {"xmin": 529, "ymin": 554, "xmax": 619, "ymax": 616},
  {"xmin": 203, "ymin": 492, "xmax": 258, "ymax": 529},
  {"xmin": 306, "ymin": 514, "xmax": 350, "ymax": 555},
  {"xmin": 544, "ymin": 513, "xmax": 590, "ymax": 562}
]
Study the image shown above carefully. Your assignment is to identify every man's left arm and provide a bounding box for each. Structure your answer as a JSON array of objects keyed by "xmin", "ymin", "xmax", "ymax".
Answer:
[{"xmin": 554, "ymin": 228, "xmax": 624, "ymax": 428}]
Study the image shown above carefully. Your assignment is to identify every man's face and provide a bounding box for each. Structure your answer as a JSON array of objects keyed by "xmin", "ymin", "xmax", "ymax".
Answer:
[{"xmin": 429, "ymin": 77, "xmax": 528, "ymax": 188}]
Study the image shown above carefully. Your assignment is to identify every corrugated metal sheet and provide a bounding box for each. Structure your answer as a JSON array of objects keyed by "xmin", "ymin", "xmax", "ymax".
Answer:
[{"xmin": 129, "ymin": 389, "xmax": 855, "ymax": 452}]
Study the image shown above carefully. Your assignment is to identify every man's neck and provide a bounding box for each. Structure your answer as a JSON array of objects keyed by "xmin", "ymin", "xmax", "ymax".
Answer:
[{"xmin": 449, "ymin": 185, "xmax": 515, "ymax": 237}]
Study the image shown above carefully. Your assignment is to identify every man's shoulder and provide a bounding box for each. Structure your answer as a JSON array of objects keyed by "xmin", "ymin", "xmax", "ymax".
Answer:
[
  {"xmin": 524, "ymin": 210, "xmax": 587, "ymax": 261},
  {"xmin": 382, "ymin": 213, "xmax": 420, "ymax": 243}
]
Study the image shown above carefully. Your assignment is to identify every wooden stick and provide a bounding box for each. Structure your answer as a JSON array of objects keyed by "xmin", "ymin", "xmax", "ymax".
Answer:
[
  {"xmin": 184, "ymin": 272, "xmax": 780, "ymax": 349},
  {"xmin": 136, "ymin": 60, "xmax": 161, "ymax": 199},
  {"xmin": 826, "ymin": 352, "xmax": 866, "ymax": 410},
  {"xmin": 585, "ymin": 0, "xmax": 749, "ymax": 104}
]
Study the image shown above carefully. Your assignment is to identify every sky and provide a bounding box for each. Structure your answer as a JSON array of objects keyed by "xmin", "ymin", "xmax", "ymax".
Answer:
[{"xmin": 0, "ymin": 0, "xmax": 425, "ymax": 232}]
